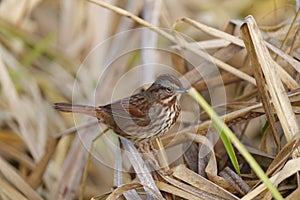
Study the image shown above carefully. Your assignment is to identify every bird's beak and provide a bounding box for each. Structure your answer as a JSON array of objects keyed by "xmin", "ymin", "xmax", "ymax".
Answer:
[{"xmin": 178, "ymin": 86, "xmax": 188, "ymax": 93}]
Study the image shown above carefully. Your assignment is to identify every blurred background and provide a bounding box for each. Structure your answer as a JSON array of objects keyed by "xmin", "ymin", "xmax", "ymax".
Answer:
[{"xmin": 0, "ymin": 0, "xmax": 298, "ymax": 199}]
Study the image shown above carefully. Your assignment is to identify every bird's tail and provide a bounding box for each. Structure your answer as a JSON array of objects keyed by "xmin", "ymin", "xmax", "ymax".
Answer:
[{"xmin": 54, "ymin": 103, "xmax": 97, "ymax": 118}]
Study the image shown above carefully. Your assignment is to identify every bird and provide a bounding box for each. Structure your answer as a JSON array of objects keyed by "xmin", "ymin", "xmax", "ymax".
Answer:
[{"xmin": 54, "ymin": 74, "xmax": 187, "ymax": 148}]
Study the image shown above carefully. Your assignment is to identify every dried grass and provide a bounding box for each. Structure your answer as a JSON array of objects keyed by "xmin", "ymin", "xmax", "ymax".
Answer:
[{"xmin": 0, "ymin": 0, "xmax": 299, "ymax": 200}]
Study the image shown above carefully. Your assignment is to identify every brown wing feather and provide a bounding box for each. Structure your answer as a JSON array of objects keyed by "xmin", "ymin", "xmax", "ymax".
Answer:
[{"xmin": 99, "ymin": 94, "xmax": 151, "ymax": 126}]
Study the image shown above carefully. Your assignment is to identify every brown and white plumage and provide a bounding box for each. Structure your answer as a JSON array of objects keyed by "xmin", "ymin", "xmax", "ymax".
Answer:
[{"xmin": 54, "ymin": 74, "xmax": 186, "ymax": 145}]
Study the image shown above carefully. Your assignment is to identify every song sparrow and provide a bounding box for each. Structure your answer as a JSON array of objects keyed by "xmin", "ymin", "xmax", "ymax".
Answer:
[{"xmin": 54, "ymin": 74, "xmax": 187, "ymax": 146}]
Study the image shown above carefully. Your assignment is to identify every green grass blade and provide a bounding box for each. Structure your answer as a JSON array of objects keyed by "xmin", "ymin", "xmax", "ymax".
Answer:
[
  {"xmin": 21, "ymin": 32, "xmax": 57, "ymax": 67},
  {"xmin": 188, "ymin": 87, "xmax": 283, "ymax": 200}
]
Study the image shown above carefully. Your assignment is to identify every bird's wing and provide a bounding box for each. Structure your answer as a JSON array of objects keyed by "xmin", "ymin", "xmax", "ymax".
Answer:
[{"xmin": 99, "ymin": 95, "xmax": 151, "ymax": 126}]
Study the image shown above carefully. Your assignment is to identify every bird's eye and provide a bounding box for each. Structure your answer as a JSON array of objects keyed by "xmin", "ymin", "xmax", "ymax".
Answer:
[{"xmin": 165, "ymin": 86, "xmax": 173, "ymax": 93}]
